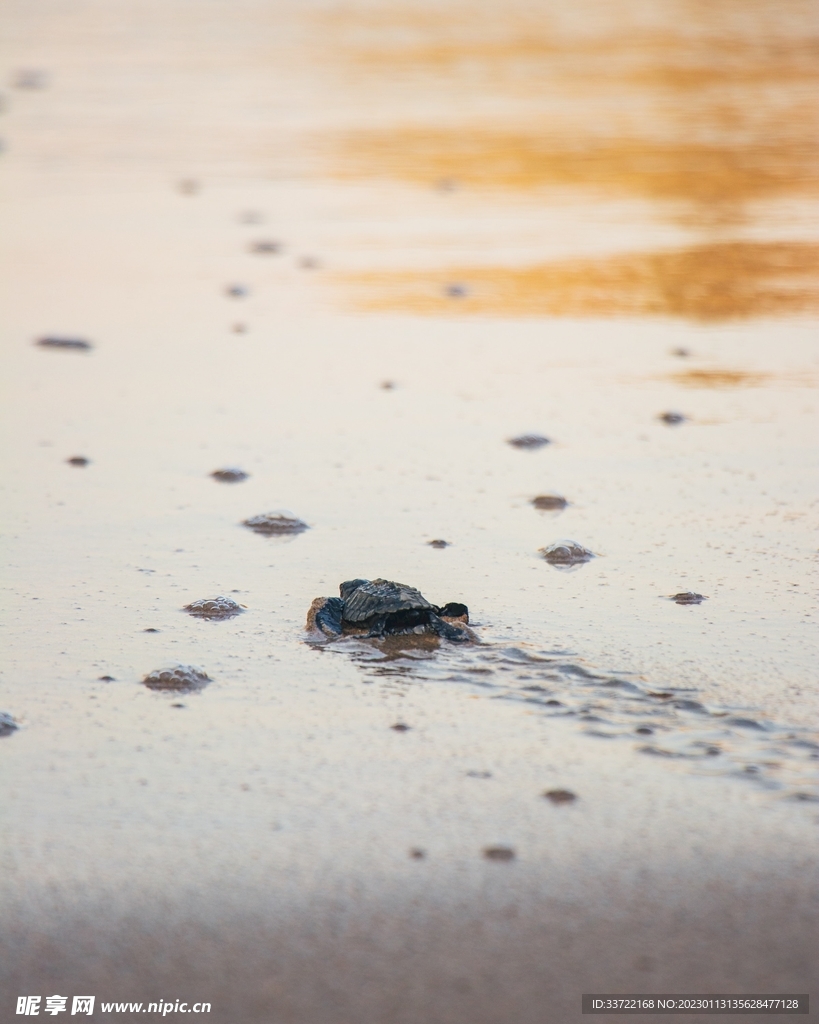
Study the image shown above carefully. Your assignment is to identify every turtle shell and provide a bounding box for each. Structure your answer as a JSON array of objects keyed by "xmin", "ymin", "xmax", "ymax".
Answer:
[{"xmin": 341, "ymin": 578, "xmax": 433, "ymax": 623}]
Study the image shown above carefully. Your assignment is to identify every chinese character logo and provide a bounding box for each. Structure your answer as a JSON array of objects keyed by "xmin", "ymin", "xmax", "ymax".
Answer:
[{"xmin": 17, "ymin": 996, "xmax": 94, "ymax": 1016}]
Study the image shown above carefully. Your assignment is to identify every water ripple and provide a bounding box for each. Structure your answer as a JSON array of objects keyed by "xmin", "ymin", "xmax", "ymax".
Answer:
[{"xmin": 315, "ymin": 635, "xmax": 819, "ymax": 802}]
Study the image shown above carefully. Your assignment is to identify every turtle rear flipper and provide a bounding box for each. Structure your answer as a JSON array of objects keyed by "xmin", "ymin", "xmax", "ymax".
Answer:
[{"xmin": 307, "ymin": 596, "xmax": 344, "ymax": 636}]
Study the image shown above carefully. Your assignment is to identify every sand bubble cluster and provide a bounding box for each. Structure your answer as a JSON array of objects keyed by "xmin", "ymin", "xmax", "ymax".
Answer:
[
  {"xmin": 183, "ymin": 596, "xmax": 244, "ymax": 620},
  {"xmin": 142, "ymin": 665, "xmax": 211, "ymax": 692},
  {"xmin": 539, "ymin": 540, "xmax": 596, "ymax": 565},
  {"xmin": 243, "ymin": 511, "xmax": 308, "ymax": 535}
]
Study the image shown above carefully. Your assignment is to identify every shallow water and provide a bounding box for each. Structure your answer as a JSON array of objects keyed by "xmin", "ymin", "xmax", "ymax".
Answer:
[{"xmin": 1, "ymin": 0, "xmax": 818, "ymax": 1020}]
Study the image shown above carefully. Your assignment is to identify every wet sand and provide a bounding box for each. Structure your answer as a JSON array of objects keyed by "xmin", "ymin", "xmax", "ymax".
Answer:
[{"xmin": 1, "ymin": 1, "xmax": 818, "ymax": 1021}]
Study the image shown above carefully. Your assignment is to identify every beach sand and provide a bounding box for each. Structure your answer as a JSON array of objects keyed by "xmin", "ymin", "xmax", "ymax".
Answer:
[{"xmin": 1, "ymin": 1, "xmax": 817, "ymax": 1020}]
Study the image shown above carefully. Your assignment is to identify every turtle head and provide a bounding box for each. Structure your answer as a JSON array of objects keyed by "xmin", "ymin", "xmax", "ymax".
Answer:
[
  {"xmin": 339, "ymin": 578, "xmax": 370, "ymax": 601},
  {"xmin": 438, "ymin": 602, "xmax": 469, "ymax": 623}
]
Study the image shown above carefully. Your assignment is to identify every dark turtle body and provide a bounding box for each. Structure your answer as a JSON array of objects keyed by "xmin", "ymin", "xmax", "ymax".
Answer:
[{"xmin": 307, "ymin": 578, "xmax": 472, "ymax": 642}]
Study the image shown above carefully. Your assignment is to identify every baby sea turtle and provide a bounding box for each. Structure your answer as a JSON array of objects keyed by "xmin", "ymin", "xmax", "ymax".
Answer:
[
  {"xmin": 183, "ymin": 596, "xmax": 244, "ymax": 619},
  {"xmin": 306, "ymin": 578, "xmax": 472, "ymax": 641},
  {"xmin": 658, "ymin": 411, "xmax": 687, "ymax": 425},
  {"xmin": 539, "ymin": 540, "xmax": 595, "ymax": 565},
  {"xmin": 243, "ymin": 511, "xmax": 308, "ymax": 535}
]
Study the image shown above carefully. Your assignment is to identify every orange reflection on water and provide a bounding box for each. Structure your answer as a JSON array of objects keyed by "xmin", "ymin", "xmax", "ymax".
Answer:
[
  {"xmin": 323, "ymin": 1, "xmax": 818, "ymax": 319},
  {"xmin": 325, "ymin": 2, "xmax": 819, "ymax": 215},
  {"xmin": 340, "ymin": 241, "xmax": 819, "ymax": 323},
  {"xmin": 670, "ymin": 369, "xmax": 771, "ymax": 388},
  {"xmin": 667, "ymin": 368, "xmax": 818, "ymax": 388},
  {"xmin": 335, "ymin": 129, "xmax": 818, "ymax": 207},
  {"xmin": 341, "ymin": 27, "xmax": 819, "ymax": 91}
]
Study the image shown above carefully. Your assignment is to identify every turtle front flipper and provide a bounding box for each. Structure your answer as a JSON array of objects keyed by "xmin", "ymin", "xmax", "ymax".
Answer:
[
  {"xmin": 307, "ymin": 596, "xmax": 344, "ymax": 637},
  {"xmin": 429, "ymin": 612, "xmax": 472, "ymax": 642}
]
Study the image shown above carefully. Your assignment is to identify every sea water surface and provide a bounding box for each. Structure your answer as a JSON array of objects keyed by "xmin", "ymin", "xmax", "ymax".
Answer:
[{"xmin": 1, "ymin": 1, "xmax": 817, "ymax": 1021}]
